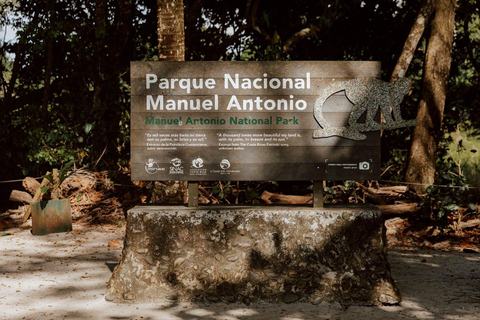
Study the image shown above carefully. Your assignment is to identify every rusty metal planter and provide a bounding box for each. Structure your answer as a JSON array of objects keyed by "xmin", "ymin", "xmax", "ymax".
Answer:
[{"xmin": 31, "ymin": 199, "xmax": 72, "ymax": 235}]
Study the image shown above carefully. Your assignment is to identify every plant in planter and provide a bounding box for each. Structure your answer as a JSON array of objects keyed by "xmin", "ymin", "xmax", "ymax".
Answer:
[{"xmin": 28, "ymin": 161, "xmax": 75, "ymax": 235}]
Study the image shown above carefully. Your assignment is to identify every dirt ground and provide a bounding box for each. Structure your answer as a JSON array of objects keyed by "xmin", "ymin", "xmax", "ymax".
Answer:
[{"xmin": 1, "ymin": 219, "xmax": 480, "ymax": 320}]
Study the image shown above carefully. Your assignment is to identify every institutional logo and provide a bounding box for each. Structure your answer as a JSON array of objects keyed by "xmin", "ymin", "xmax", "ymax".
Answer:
[
  {"xmin": 192, "ymin": 157, "xmax": 204, "ymax": 168},
  {"xmin": 171, "ymin": 158, "xmax": 182, "ymax": 167},
  {"xmin": 145, "ymin": 158, "xmax": 162, "ymax": 174},
  {"xmin": 169, "ymin": 158, "xmax": 184, "ymax": 174},
  {"xmin": 220, "ymin": 159, "xmax": 231, "ymax": 170}
]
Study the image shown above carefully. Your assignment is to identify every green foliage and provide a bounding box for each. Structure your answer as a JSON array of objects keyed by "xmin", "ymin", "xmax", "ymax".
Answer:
[
  {"xmin": 418, "ymin": 141, "xmax": 478, "ymax": 224},
  {"xmin": 324, "ymin": 181, "xmax": 363, "ymax": 204},
  {"xmin": 447, "ymin": 129, "xmax": 480, "ymax": 198},
  {"xmin": 208, "ymin": 181, "xmax": 273, "ymax": 204},
  {"xmin": 212, "ymin": 182, "xmax": 232, "ymax": 200},
  {"xmin": 0, "ymin": 0, "xmax": 156, "ymax": 178},
  {"xmin": 41, "ymin": 160, "xmax": 75, "ymax": 199}
]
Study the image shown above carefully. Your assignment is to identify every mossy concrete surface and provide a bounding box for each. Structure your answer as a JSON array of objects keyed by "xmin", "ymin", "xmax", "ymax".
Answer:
[{"xmin": 106, "ymin": 205, "xmax": 399, "ymax": 305}]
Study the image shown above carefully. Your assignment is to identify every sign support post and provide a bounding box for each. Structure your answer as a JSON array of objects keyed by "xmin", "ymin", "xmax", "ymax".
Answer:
[
  {"xmin": 188, "ymin": 182, "xmax": 199, "ymax": 207},
  {"xmin": 313, "ymin": 180, "xmax": 324, "ymax": 208}
]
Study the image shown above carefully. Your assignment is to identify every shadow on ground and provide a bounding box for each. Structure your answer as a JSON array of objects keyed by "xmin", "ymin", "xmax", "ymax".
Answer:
[{"xmin": 1, "ymin": 221, "xmax": 479, "ymax": 320}]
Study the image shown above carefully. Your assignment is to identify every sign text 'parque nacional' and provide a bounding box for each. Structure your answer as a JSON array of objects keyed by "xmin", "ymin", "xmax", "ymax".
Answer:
[{"xmin": 131, "ymin": 61, "xmax": 386, "ymax": 181}]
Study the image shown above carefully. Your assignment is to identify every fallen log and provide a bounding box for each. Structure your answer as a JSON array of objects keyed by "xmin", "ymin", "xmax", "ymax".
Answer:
[
  {"xmin": 260, "ymin": 190, "xmax": 312, "ymax": 204},
  {"xmin": 374, "ymin": 186, "xmax": 408, "ymax": 195},
  {"xmin": 9, "ymin": 190, "xmax": 33, "ymax": 204},
  {"xmin": 458, "ymin": 219, "xmax": 480, "ymax": 230},
  {"xmin": 22, "ymin": 177, "xmax": 41, "ymax": 196},
  {"xmin": 377, "ymin": 203, "xmax": 419, "ymax": 216},
  {"xmin": 23, "ymin": 174, "xmax": 50, "ymax": 222}
]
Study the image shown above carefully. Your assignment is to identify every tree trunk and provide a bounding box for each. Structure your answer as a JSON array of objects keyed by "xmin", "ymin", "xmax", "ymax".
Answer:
[
  {"xmin": 152, "ymin": 0, "xmax": 187, "ymax": 204},
  {"xmin": 405, "ymin": 0, "xmax": 456, "ymax": 192},
  {"xmin": 390, "ymin": 0, "xmax": 434, "ymax": 83},
  {"xmin": 42, "ymin": 0, "xmax": 55, "ymax": 110},
  {"xmin": 157, "ymin": 0, "xmax": 185, "ymax": 61},
  {"xmin": 93, "ymin": 0, "xmax": 107, "ymax": 101}
]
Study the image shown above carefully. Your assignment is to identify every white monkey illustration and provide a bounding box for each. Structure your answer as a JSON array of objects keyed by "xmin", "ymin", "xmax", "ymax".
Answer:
[{"xmin": 313, "ymin": 78, "xmax": 417, "ymax": 140}]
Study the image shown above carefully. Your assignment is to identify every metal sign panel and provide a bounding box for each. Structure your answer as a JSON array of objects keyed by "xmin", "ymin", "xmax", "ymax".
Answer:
[{"xmin": 130, "ymin": 61, "xmax": 381, "ymax": 181}]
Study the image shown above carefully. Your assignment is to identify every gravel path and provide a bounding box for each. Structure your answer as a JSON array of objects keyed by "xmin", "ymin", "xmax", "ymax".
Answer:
[{"xmin": 1, "ymin": 224, "xmax": 479, "ymax": 320}]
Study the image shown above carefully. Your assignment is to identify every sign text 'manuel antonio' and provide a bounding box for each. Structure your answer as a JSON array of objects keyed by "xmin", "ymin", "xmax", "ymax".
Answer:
[{"xmin": 145, "ymin": 73, "xmax": 311, "ymax": 112}]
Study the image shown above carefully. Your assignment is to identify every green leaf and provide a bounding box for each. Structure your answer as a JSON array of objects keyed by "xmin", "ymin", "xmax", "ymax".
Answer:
[
  {"xmin": 59, "ymin": 160, "xmax": 75, "ymax": 184},
  {"xmin": 469, "ymin": 203, "xmax": 476, "ymax": 211},
  {"xmin": 41, "ymin": 185, "xmax": 52, "ymax": 194},
  {"xmin": 445, "ymin": 204, "xmax": 460, "ymax": 211},
  {"xmin": 441, "ymin": 196, "xmax": 452, "ymax": 206},
  {"xmin": 263, "ymin": 12, "xmax": 270, "ymax": 27},
  {"xmin": 84, "ymin": 123, "xmax": 95, "ymax": 134},
  {"xmin": 43, "ymin": 174, "xmax": 54, "ymax": 184}
]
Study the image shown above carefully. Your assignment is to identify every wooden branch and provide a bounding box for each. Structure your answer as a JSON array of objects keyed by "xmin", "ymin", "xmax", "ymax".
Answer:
[
  {"xmin": 283, "ymin": 25, "xmax": 320, "ymax": 52},
  {"xmin": 198, "ymin": 186, "xmax": 219, "ymax": 204},
  {"xmin": 390, "ymin": 0, "xmax": 434, "ymax": 82},
  {"xmin": 9, "ymin": 190, "xmax": 33, "ymax": 204},
  {"xmin": 252, "ymin": 25, "xmax": 272, "ymax": 43},
  {"xmin": 355, "ymin": 182, "xmax": 386, "ymax": 205},
  {"xmin": 260, "ymin": 190, "xmax": 312, "ymax": 205},
  {"xmin": 458, "ymin": 219, "xmax": 480, "ymax": 230},
  {"xmin": 51, "ymin": 168, "xmax": 61, "ymax": 199},
  {"xmin": 377, "ymin": 203, "xmax": 419, "ymax": 216}
]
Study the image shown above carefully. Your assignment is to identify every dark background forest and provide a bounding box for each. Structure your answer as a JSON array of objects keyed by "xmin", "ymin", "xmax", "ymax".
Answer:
[{"xmin": 0, "ymin": 0, "xmax": 479, "ymax": 218}]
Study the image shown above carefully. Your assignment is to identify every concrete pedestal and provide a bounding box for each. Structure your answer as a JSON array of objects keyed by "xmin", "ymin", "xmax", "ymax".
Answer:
[{"xmin": 106, "ymin": 205, "xmax": 400, "ymax": 305}]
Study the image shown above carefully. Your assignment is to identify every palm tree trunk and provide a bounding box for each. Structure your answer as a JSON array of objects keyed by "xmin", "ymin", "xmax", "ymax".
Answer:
[{"xmin": 157, "ymin": 0, "xmax": 185, "ymax": 61}]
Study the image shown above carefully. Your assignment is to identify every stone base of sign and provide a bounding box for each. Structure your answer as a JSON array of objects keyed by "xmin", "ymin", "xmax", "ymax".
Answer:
[{"xmin": 106, "ymin": 205, "xmax": 400, "ymax": 306}]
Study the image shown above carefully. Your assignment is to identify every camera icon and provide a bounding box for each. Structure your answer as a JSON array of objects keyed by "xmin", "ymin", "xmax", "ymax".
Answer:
[{"xmin": 359, "ymin": 161, "xmax": 370, "ymax": 170}]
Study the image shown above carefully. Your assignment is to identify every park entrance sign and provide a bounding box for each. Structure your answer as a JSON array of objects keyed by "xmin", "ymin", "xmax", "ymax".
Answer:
[
  {"xmin": 108, "ymin": 61, "xmax": 414, "ymax": 304},
  {"xmin": 131, "ymin": 61, "xmax": 381, "ymax": 181}
]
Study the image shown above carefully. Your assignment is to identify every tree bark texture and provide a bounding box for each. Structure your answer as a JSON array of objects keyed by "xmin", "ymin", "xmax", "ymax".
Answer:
[
  {"xmin": 390, "ymin": 0, "xmax": 434, "ymax": 83},
  {"xmin": 405, "ymin": 0, "xmax": 456, "ymax": 192},
  {"xmin": 157, "ymin": 0, "xmax": 185, "ymax": 61},
  {"xmin": 152, "ymin": 0, "xmax": 187, "ymax": 204},
  {"xmin": 9, "ymin": 190, "xmax": 33, "ymax": 204}
]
